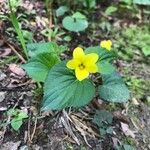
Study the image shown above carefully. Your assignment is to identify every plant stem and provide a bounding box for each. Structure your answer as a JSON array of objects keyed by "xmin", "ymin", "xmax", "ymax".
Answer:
[
  {"xmin": 8, "ymin": 0, "xmax": 28, "ymax": 60},
  {"xmin": 45, "ymin": 0, "xmax": 54, "ymax": 41}
]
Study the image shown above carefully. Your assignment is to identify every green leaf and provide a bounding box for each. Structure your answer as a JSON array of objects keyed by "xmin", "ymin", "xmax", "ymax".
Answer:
[
  {"xmin": 11, "ymin": 119, "xmax": 23, "ymax": 131},
  {"xmin": 92, "ymin": 110, "xmax": 113, "ymax": 127},
  {"xmin": 133, "ymin": 0, "xmax": 150, "ymax": 5},
  {"xmin": 27, "ymin": 42, "xmax": 65, "ymax": 57},
  {"xmin": 99, "ymin": 127, "xmax": 107, "ymax": 136},
  {"xmin": 22, "ymin": 53, "xmax": 59, "ymax": 82},
  {"xmin": 123, "ymin": 144, "xmax": 135, "ymax": 150},
  {"xmin": 142, "ymin": 46, "xmax": 150, "ymax": 56},
  {"xmin": 18, "ymin": 112, "xmax": 28, "ymax": 119},
  {"xmin": 97, "ymin": 61, "xmax": 115, "ymax": 74},
  {"xmin": 42, "ymin": 61, "xmax": 95, "ymax": 111},
  {"xmin": 56, "ymin": 6, "xmax": 69, "ymax": 17},
  {"xmin": 98, "ymin": 72, "xmax": 130, "ymax": 102},
  {"xmin": 62, "ymin": 16, "xmax": 88, "ymax": 32},
  {"xmin": 105, "ymin": 6, "xmax": 117, "ymax": 15},
  {"xmin": 83, "ymin": 0, "xmax": 96, "ymax": 8},
  {"xmin": 72, "ymin": 12, "xmax": 86, "ymax": 19},
  {"xmin": 64, "ymin": 35, "xmax": 72, "ymax": 42}
]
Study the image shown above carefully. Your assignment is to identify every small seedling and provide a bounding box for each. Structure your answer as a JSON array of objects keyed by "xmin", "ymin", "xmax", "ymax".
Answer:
[
  {"xmin": 7, "ymin": 109, "xmax": 28, "ymax": 131},
  {"xmin": 93, "ymin": 110, "xmax": 113, "ymax": 136}
]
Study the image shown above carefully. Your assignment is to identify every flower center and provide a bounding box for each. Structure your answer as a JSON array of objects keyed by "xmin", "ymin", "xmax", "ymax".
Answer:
[{"xmin": 78, "ymin": 63, "xmax": 85, "ymax": 70}]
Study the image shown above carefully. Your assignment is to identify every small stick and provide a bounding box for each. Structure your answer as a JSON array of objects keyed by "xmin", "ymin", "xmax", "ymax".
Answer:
[
  {"xmin": 27, "ymin": 112, "xmax": 32, "ymax": 144},
  {"xmin": 47, "ymin": 0, "xmax": 54, "ymax": 41},
  {"xmin": 7, "ymin": 43, "xmax": 26, "ymax": 63},
  {"xmin": 30, "ymin": 116, "xmax": 38, "ymax": 141}
]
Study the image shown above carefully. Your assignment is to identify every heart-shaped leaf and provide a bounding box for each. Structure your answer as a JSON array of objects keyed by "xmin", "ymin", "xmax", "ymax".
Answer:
[
  {"xmin": 42, "ymin": 61, "xmax": 95, "ymax": 111},
  {"xmin": 98, "ymin": 72, "xmax": 130, "ymax": 102},
  {"xmin": 56, "ymin": 6, "xmax": 69, "ymax": 17},
  {"xmin": 62, "ymin": 16, "xmax": 88, "ymax": 32}
]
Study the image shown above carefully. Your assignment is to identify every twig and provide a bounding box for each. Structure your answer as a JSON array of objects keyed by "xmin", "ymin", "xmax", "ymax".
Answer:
[
  {"xmin": 7, "ymin": 43, "xmax": 26, "ymax": 63},
  {"xmin": 100, "ymin": 11, "xmax": 113, "ymax": 20},
  {"xmin": 30, "ymin": 116, "xmax": 38, "ymax": 141},
  {"xmin": 46, "ymin": 0, "xmax": 54, "ymax": 41},
  {"xmin": 27, "ymin": 111, "xmax": 32, "ymax": 144}
]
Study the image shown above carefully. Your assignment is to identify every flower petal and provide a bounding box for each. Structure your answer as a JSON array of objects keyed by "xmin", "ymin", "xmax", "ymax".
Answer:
[
  {"xmin": 86, "ymin": 64, "xmax": 98, "ymax": 73},
  {"xmin": 73, "ymin": 47, "xmax": 85, "ymax": 59},
  {"xmin": 67, "ymin": 59, "xmax": 80, "ymax": 69},
  {"xmin": 84, "ymin": 53, "xmax": 99, "ymax": 65},
  {"xmin": 75, "ymin": 67, "xmax": 89, "ymax": 81},
  {"xmin": 107, "ymin": 40, "xmax": 112, "ymax": 46}
]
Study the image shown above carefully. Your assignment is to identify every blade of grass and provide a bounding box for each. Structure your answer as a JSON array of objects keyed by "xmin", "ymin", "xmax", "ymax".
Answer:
[
  {"xmin": 0, "ymin": 56, "xmax": 18, "ymax": 65},
  {"xmin": 8, "ymin": 0, "xmax": 28, "ymax": 60}
]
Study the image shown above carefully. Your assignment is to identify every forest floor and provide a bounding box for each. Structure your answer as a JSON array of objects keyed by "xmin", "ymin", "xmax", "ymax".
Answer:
[{"xmin": 0, "ymin": 1, "xmax": 150, "ymax": 150}]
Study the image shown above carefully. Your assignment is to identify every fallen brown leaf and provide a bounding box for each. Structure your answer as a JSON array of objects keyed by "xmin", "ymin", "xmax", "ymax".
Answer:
[
  {"xmin": 121, "ymin": 122, "xmax": 135, "ymax": 138},
  {"xmin": 113, "ymin": 111, "xmax": 130, "ymax": 124},
  {"xmin": 8, "ymin": 64, "xmax": 26, "ymax": 77},
  {"xmin": 0, "ymin": 48, "xmax": 11, "ymax": 57}
]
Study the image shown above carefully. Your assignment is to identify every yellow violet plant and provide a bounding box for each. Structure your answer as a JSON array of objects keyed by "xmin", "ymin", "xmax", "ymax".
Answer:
[
  {"xmin": 100, "ymin": 40, "xmax": 112, "ymax": 51},
  {"xmin": 22, "ymin": 41, "xmax": 129, "ymax": 111},
  {"xmin": 66, "ymin": 47, "xmax": 99, "ymax": 81}
]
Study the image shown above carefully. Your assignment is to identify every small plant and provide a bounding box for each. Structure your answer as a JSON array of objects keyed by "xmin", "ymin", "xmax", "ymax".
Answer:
[
  {"xmin": 7, "ymin": 109, "xmax": 28, "ymax": 131},
  {"xmin": 22, "ymin": 40, "xmax": 129, "ymax": 112},
  {"xmin": 41, "ymin": 27, "xmax": 65, "ymax": 41},
  {"xmin": 56, "ymin": 6, "xmax": 69, "ymax": 17},
  {"xmin": 62, "ymin": 12, "xmax": 88, "ymax": 32},
  {"xmin": 93, "ymin": 110, "xmax": 113, "ymax": 136}
]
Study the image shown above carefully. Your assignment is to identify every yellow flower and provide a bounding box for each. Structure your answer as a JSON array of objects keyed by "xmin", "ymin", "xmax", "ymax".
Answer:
[
  {"xmin": 67, "ymin": 47, "xmax": 99, "ymax": 81},
  {"xmin": 100, "ymin": 40, "xmax": 112, "ymax": 51}
]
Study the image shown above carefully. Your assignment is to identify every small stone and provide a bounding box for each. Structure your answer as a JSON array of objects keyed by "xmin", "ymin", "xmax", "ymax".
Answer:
[
  {"xmin": 19, "ymin": 145, "xmax": 28, "ymax": 150},
  {"xmin": 0, "ymin": 107, "xmax": 7, "ymax": 111},
  {"xmin": 1, "ymin": 141, "xmax": 21, "ymax": 150},
  {"xmin": 0, "ymin": 92, "xmax": 6, "ymax": 102},
  {"xmin": 0, "ymin": 70, "xmax": 6, "ymax": 81},
  {"xmin": 132, "ymin": 98, "xmax": 139, "ymax": 105}
]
